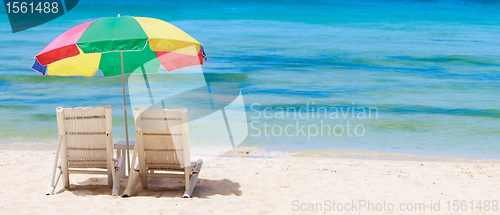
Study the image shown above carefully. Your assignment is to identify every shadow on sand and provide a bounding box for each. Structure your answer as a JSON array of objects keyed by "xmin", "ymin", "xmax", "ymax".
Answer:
[{"xmin": 56, "ymin": 177, "xmax": 241, "ymax": 198}]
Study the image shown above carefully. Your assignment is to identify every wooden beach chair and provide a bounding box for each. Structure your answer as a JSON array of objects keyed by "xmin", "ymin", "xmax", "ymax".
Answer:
[
  {"xmin": 122, "ymin": 107, "xmax": 203, "ymax": 198},
  {"xmin": 46, "ymin": 105, "xmax": 125, "ymax": 196}
]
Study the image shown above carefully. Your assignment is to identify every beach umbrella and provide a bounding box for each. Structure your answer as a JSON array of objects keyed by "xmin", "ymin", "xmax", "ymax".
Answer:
[{"xmin": 31, "ymin": 15, "xmax": 207, "ymax": 172}]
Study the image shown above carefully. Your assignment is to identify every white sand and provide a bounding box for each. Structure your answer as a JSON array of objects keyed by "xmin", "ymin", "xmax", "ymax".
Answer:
[{"xmin": 1, "ymin": 148, "xmax": 500, "ymax": 214}]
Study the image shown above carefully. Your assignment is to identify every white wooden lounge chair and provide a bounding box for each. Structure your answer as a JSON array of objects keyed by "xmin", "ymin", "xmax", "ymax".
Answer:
[
  {"xmin": 46, "ymin": 105, "xmax": 125, "ymax": 196},
  {"xmin": 122, "ymin": 107, "xmax": 203, "ymax": 198}
]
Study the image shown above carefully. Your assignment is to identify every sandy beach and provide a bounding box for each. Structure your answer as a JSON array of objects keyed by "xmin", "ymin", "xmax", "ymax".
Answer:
[
  {"xmin": 1, "ymin": 147, "xmax": 499, "ymax": 214},
  {"xmin": 2, "ymin": 0, "xmax": 500, "ymax": 214}
]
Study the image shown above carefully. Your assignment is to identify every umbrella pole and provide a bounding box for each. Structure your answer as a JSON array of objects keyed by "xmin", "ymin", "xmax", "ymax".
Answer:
[{"xmin": 121, "ymin": 51, "xmax": 131, "ymax": 174}]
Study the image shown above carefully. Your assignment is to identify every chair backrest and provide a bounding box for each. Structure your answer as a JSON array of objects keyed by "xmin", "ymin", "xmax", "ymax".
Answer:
[
  {"xmin": 133, "ymin": 107, "xmax": 190, "ymax": 171},
  {"xmin": 56, "ymin": 106, "xmax": 113, "ymax": 169}
]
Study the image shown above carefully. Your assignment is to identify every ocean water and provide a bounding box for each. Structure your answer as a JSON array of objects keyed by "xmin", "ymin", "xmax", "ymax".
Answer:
[{"xmin": 1, "ymin": 0, "xmax": 500, "ymax": 159}]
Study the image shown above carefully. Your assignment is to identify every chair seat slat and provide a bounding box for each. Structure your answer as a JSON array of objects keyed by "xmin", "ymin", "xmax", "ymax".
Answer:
[
  {"xmin": 144, "ymin": 149, "xmax": 182, "ymax": 152},
  {"xmin": 142, "ymin": 133, "xmax": 182, "ymax": 136},
  {"xmin": 141, "ymin": 117, "xmax": 181, "ymax": 121},
  {"xmin": 67, "ymin": 148, "xmax": 106, "ymax": 150},
  {"xmin": 66, "ymin": 131, "xmax": 106, "ymax": 134},
  {"xmin": 64, "ymin": 116, "xmax": 104, "ymax": 120}
]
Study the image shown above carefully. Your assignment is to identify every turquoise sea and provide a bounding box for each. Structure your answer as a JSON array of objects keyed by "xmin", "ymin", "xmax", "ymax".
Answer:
[{"xmin": 1, "ymin": 0, "xmax": 500, "ymax": 159}]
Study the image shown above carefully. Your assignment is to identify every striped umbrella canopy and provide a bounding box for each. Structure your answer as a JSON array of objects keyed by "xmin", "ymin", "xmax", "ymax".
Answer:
[
  {"xmin": 32, "ymin": 16, "xmax": 206, "ymax": 76},
  {"xmin": 31, "ymin": 15, "xmax": 207, "ymax": 172}
]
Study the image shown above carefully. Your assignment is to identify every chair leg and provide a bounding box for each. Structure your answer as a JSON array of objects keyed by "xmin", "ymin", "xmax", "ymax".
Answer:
[
  {"xmin": 140, "ymin": 170, "xmax": 148, "ymax": 189},
  {"xmin": 183, "ymin": 172, "xmax": 191, "ymax": 198},
  {"xmin": 46, "ymin": 166, "xmax": 62, "ymax": 195},
  {"xmin": 122, "ymin": 170, "xmax": 140, "ymax": 197},
  {"xmin": 62, "ymin": 166, "xmax": 70, "ymax": 188},
  {"xmin": 112, "ymin": 156, "xmax": 125, "ymax": 196},
  {"xmin": 183, "ymin": 159, "xmax": 203, "ymax": 198},
  {"xmin": 48, "ymin": 138, "xmax": 62, "ymax": 195},
  {"xmin": 107, "ymin": 167, "xmax": 113, "ymax": 188}
]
